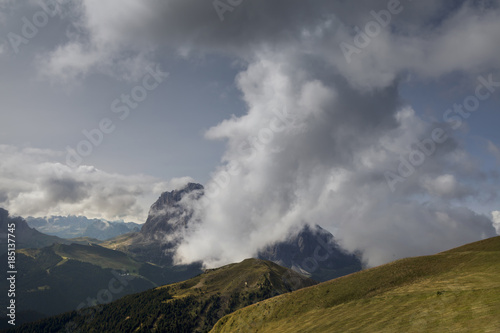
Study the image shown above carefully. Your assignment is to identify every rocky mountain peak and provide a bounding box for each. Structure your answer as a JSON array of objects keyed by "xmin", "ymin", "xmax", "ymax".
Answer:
[
  {"xmin": 149, "ymin": 183, "xmax": 204, "ymax": 212},
  {"xmin": 258, "ymin": 224, "xmax": 363, "ymax": 281},
  {"xmin": 140, "ymin": 183, "xmax": 204, "ymax": 240}
]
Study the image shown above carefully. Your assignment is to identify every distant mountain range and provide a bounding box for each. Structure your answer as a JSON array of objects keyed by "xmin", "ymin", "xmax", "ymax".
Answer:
[
  {"xmin": 0, "ymin": 208, "xmax": 101, "ymax": 253},
  {"xmin": 25, "ymin": 215, "xmax": 141, "ymax": 240}
]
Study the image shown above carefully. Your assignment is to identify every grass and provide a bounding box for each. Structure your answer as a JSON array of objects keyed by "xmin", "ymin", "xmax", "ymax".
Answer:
[
  {"xmin": 51, "ymin": 243, "xmax": 141, "ymax": 272},
  {"xmin": 160, "ymin": 258, "xmax": 316, "ymax": 299},
  {"xmin": 211, "ymin": 236, "xmax": 500, "ymax": 333},
  {"xmin": 18, "ymin": 243, "xmax": 141, "ymax": 272},
  {"xmin": 101, "ymin": 232, "xmax": 140, "ymax": 251}
]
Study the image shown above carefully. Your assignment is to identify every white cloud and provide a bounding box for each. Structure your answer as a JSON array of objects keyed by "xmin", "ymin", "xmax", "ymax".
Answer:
[
  {"xmin": 322, "ymin": 2, "xmax": 500, "ymax": 90},
  {"xmin": 35, "ymin": 1, "xmax": 500, "ymax": 89},
  {"xmin": 421, "ymin": 174, "xmax": 474, "ymax": 200},
  {"xmin": 37, "ymin": 0, "xmax": 157, "ymax": 82},
  {"xmin": 0, "ymin": 144, "xmax": 170, "ymax": 222},
  {"xmin": 492, "ymin": 211, "xmax": 500, "ymax": 235},
  {"xmin": 487, "ymin": 140, "xmax": 500, "ymax": 164}
]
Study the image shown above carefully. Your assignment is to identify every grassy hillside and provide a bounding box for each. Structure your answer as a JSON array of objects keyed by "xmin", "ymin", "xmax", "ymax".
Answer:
[
  {"xmin": 211, "ymin": 236, "xmax": 500, "ymax": 333},
  {"xmin": 0, "ymin": 245, "xmax": 152, "ymax": 319},
  {"xmin": 101, "ymin": 231, "xmax": 138, "ymax": 251},
  {"xmin": 101, "ymin": 231, "xmax": 178, "ymax": 266},
  {"xmin": 0, "ymin": 243, "xmax": 202, "ymax": 326},
  {"xmin": 48, "ymin": 243, "xmax": 142, "ymax": 272},
  {"xmin": 65, "ymin": 236, "xmax": 104, "ymax": 244},
  {"xmin": 8, "ymin": 259, "xmax": 316, "ymax": 333}
]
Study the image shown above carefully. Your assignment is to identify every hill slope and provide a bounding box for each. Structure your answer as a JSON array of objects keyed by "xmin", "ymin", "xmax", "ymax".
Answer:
[
  {"xmin": 0, "ymin": 242, "xmax": 202, "ymax": 325},
  {"xmin": 211, "ymin": 236, "xmax": 500, "ymax": 333},
  {"xmin": 0, "ymin": 208, "xmax": 95, "ymax": 253},
  {"xmin": 9, "ymin": 259, "xmax": 316, "ymax": 333}
]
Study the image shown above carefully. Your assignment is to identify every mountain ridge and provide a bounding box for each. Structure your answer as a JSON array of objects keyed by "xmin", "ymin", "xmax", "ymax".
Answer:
[
  {"xmin": 0, "ymin": 208, "xmax": 102, "ymax": 253},
  {"xmin": 26, "ymin": 215, "xmax": 140, "ymax": 240}
]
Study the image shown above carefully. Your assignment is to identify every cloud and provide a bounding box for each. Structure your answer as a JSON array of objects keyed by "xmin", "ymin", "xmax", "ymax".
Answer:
[
  {"xmin": 158, "ymin": 177, "xmax": 196, "ymax": 194},
  {"xmin": 36, "ymin": 0, "xmax": 157, "ymax": 82},
  {"xmin": 421, "ymin": 174, "xmax": 475, "ymax": 200},
  {"xmin": 0, "ymin": 0, "xmax": 15, "ymax": 22},
  {"xmin": 43, "ymin": 178, "xmax": 89, "ymax": 203},
  {"xmin": 492, "ymin": 211, "xmax": 500, "ymax": 235},
  {"xmin": 167, "ymin": 1, "xmax": 500, "ymax": 268},
  {"xmin": 487, "ymin": 140, "xmax": 500, "ymax": 164},
  {"xmin": 174, "ymin": 53, "xmax": 498, "ymax": 268},
  {"xmin": 33, "ymin": 0, "xmax": 500, "ymax": 89},
  {"xmin": 0, "ymin": 144, "xmax": 169, "ymax": 222}
]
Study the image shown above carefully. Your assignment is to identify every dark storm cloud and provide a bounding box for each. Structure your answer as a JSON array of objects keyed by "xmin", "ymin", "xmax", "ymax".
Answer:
[
  {"xmin": 44, "ymin": 178, "xmax": 89, "ymax": 204},
  {"xmin": 34, "ymin": 0, "xmax": 500, "ymax": 89}
]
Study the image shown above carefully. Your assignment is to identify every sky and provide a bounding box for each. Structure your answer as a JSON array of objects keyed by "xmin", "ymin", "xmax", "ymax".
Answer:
[{"xmin": 1, "ymin": 0, "xmax": 499, "ymax": 267}]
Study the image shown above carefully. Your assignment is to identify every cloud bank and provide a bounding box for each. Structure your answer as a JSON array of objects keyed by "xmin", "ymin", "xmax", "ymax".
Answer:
[{"xmin": 0, "ymin": 144, "xmax": 169, "ymax": 222}]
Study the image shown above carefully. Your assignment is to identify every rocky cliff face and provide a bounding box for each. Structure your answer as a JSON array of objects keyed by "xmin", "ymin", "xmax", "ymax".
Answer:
[
  {"xmin": 140, "ymin": 183, "xmax": 203, "ymax": 244},
  {"xmin": 115, "ymin": 183, "xmax": 204, "ymax": 266}
]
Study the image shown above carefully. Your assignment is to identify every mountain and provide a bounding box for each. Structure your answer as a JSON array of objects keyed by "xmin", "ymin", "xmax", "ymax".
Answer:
[
  {"xmin": 8, "ymin": 259, "xmax": 316, "ymax": 333},
  {"xmin": 101, "ymin": 183, "xmax": 204, "ymax": 266},
  {"xmin": 141, "ymin": 182, "xmax": 203, "ymax": 240},
  {"xmin": 0, "ymin": 208, "xmax": 94, "ymax": 253},
  {"xmin": 26, "ymin": 215, "xmax": 141, "ymax": 240},
  {"xmin": 0, "ymin": 241, "xmax": 202, "ymax": 326},
  {"xmin": 102, "ymin": 183, "xmax": 362, "ymax": 281},
  {"xmin": 258, "ymin": 224, "xmax": 363, "ymax": 281},
  {"xmin": 211, "ymin": 236, "xmax": 500, "ymax": 333}
]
